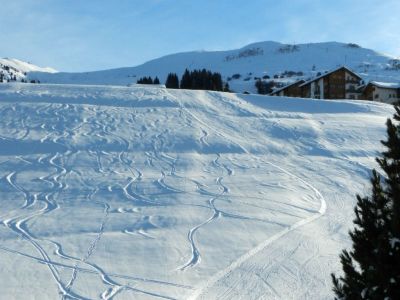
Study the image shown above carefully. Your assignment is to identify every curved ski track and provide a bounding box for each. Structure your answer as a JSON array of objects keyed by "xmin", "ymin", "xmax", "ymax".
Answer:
[{"xmin": 175, "ymin": 99, "xmax": 327, "ymax": 300}]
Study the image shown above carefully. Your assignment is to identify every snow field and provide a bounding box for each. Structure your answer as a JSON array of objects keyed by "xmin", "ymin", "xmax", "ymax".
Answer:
[{"xmin": 0, "ymin": 83, "xmax": 394, "ymax": 299}]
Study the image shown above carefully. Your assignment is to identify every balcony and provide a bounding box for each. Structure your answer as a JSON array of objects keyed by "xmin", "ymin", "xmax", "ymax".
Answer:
[{"xmin": 345, "ymin": 84, "xmax": 362, "ymax": 93}]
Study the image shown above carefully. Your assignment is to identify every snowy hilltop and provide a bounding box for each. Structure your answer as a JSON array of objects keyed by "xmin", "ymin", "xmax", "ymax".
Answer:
[
  {"xmin": 26, "ymin": 41, "xmax": 400, "ymax": 92},
  {"xmin": 0, "ymin": 83, "xmax": 394, "ymax": 299},
  {"xmin": 0, "ymin": 58, "xmax": 57, "ymax": 83}
]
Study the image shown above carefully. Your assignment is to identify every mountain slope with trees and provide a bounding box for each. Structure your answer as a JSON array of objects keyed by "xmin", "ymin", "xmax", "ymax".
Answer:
[
  {"xmin": 26, "ymin": 41, "xmax": 400, "ymax": 93},
  {"xmin": 0, "ymin": 58, "xmax": 56, "ymax": 83}
]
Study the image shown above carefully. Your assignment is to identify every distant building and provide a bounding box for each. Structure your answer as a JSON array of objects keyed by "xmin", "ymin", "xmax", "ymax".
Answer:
[
  {"xmin": 361, "ymin": 81, "xmax": 400, "ymax": 104},
  {"xmin": 298, "ymin": 66, "xmax": 363, "ymax": 100},
  {"xmin": 269, "ymin": 79, "xmax": 305, "ymax": 97},
  {"xmin": 270, "ymin": 66, "xmax": 365, "ymax": 100},
  {"xmin": 269, "ymin": 66, "xmax": 400, "ymax": 104}
]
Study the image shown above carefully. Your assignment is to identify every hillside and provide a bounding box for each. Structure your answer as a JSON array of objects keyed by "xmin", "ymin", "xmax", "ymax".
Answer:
[
  {"xmin": 0, "ymin": 83, "xmax": 394, "ymax": 299},
  {"xmin": 0, "ymin": 58, "xmax": 57, "ymax": 83},
  {"xmin": 27, "ymin": 41, "xmax": 400, "ymax": 92}
]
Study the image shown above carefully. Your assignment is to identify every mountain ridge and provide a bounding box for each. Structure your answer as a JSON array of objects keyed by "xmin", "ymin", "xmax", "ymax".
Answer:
[
  {"xmin": 3, "ymin": 41, "xmax": 400, "ymax": 93},
  {"xmin": 0, "ymin": 57, "xmax": 57, "ymax": 83}
]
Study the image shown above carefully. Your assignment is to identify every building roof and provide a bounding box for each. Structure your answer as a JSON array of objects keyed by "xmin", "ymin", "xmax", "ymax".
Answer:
[
  {"xmin": 269, "ymin": 79, "xmax": 305, "ymax": 95},
  {"xmin": 368, "ymin": 81, "xmax": 400, "ymax": 89},
  {"xmin": 299, "ymin": 66, "xmax": 362, "ymax": 87},
  {"xmin": 356, "ymin": 84, "xmax": 366, "ymax": 92}
]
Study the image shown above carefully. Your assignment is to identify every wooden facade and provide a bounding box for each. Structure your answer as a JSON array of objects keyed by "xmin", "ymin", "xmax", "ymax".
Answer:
[
  {"xmin": 299, "ymin": 67, "xmax": 362, "ymax": 100},
  {"xmin": 362, "ymin": 84, "xmax": 374, "ymax": 101},
  {"xmin": 269, "ymin": 80, "xmax": 304, "ymax": 97}
]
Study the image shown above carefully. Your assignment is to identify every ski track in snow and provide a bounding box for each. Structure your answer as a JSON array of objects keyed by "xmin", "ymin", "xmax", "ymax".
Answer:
[
  {"xmin": 0, "ymin": 100, "xmax": 185, "ymax": 299},
  {"xmin": 0, "ymin": 84, "xmax": 393, "ymax": 299},
  {"xmin": 176, "ymin": 99, "xmax": 327, "ymax": 299},
  {"xmin": 178, "ymin": 155, "xmax": 226, "ymax": 271},
  {"xmin": 187, "ymin": 160, "xmax": 327, "ymax": 299}
]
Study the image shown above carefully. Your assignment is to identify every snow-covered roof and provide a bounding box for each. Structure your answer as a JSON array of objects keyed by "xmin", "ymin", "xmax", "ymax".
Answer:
[
  {"xmin": 356, "ymin": 84, "xmax": 366, "ymax": 92},
  {"xmin": 269, "ymin": 79, "xmax": 305, "ymax": 95},
  {"xmin": 299, "ymin": 66, "xmax": 361, "ymax": 87},
  {"xmin": 368, "ymin": 81, "xmax": 400, "ymax": 89}
]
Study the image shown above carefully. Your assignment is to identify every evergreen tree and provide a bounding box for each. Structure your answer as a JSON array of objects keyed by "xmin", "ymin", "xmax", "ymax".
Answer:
[
  {"xmin": 165, "ymin": 73, "xmax": 179, "ymax": 89},
  {"xmin": 211, "ymin": 72, "xmax": 223, "ymax": 91},
  {"xmin": 179, "ymin": 69, "xmax": 224, "ymax": 91},
  {"xmin": 201, "ymin": 69, "xmax": 209, "ymax": 90},
  {"xmin": 137, "ymin": 76, "xmax": 153, "ymax": 84},
  {"xmin": 180, "ymin": 69, "xmax": 192, "ymax": 89},
  {"xmin": 223, "ymin": 82, "xmax": 231, "ymax": 92},
  {"xmin": 332, "ymin": 104, "xmax": 400, "ymax": 300},
  {"xmin": 154, "ymin": 76, "xmax": 160, "ymax": 84},
  {"xmin": 255, "ymin": 80, "xmax": 276, "ymax": 95},
  {"xmin": 191, "ymin": 69, "xmax": 201, "ymax": 89},
  {"xmin": 255, "ymin": 79, "xmax": 267, "ymax": 94}
]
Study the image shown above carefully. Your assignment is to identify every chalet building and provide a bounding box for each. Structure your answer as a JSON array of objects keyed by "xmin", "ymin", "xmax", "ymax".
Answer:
[
  {"xmin": 270, "ymin": 66, "xmax": 364, "ymax": 100},
  {"xmin": 298, "ymin": 66, "xmax": 363, "ymax": 100},
  {"xmin": 269, "ymin": 66, "xmax": 400, "ymax": 104},
  {"xmin": 269, "ymin": 79, "xmax": 305, "ymax": 97},
  {"xmin": 361, "ymin": 81, "xmax": 400, "ymax": 104}
]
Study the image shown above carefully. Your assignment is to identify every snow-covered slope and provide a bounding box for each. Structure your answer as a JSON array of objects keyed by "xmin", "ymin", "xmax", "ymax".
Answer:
[
  {"xmin": 0, "ymin": 58, "xmax": 57, "ymax": 83},
  {"xmin": 0, "ymin": 83, "xmax": 394, "ymax": 299},
  {"xmin": 0, "ymin": 58, "xmax": 57, "ymax": 74},
  {"xmin": 28, "ymin": 41, "xmax": 400, "ymax": 92}
]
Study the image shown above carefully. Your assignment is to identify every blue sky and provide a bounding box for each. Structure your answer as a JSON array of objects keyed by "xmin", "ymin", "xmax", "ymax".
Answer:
[{"xmin": 1, "ymin": 0, "xmax": 399, "ymax": 72}]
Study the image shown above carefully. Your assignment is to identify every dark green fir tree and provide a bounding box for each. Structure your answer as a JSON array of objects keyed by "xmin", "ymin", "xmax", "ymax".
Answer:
[
  {"xmin": 180, "ymin": 69, "xmax": 192, "ymax": 89},
  {"xmin": 137, "ymin": 76, "xmax": 153, "ymax": 84},
  {"xmin": 332, "ymin": 103, "xmax": 400, "ymax": 299},
  {"xmin": 223, "ymin": 82, "xmax": 230, "ymax": 92},
  {"xmin": 165, "ymin": 73, "xmax": 179, "ymax": 89}
]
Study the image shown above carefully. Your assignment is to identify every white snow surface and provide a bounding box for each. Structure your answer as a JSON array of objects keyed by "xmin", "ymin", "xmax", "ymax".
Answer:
[
  {"xmin": 0, "ymin": 83, "xmax": 394, "ymax": 299},
  {"xmin": 27, "ymin": 41, "xmax": 400, "ymax": 93}
]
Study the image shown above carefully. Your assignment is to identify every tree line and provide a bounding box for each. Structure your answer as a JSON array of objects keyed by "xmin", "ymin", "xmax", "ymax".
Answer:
[
  {"xmin": 179, "ymin": 69, "xmax": 228, "ymax": 91},
  {"xmin": 137, "ymin": 69, "xmax": 230, "ymax": 92},
  {"xmin": 137, "ymin": 76, "xmax": 160, "ymax": 85},
  {"xmin": 255, "ymin": 79, "xmax": 276, "ymax": 95}
]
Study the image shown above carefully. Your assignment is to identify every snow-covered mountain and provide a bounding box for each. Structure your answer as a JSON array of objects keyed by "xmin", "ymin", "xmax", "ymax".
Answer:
[
  {"xmin": 0, "ymin": 83, "xmax": 394, "ymax": 299},
  {"xmin": 27, "ymin": 41, "xmax": 400, "ymax": 92},
  {"xmin": 0, "ymin": 58, "xmax": 57, "ymax": 83}
]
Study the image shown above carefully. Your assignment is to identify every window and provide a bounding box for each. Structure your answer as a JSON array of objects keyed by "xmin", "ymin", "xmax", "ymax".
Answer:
[{"xmin": 375, "ymin": 94, "xmax": 379, "ymax": 99}]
